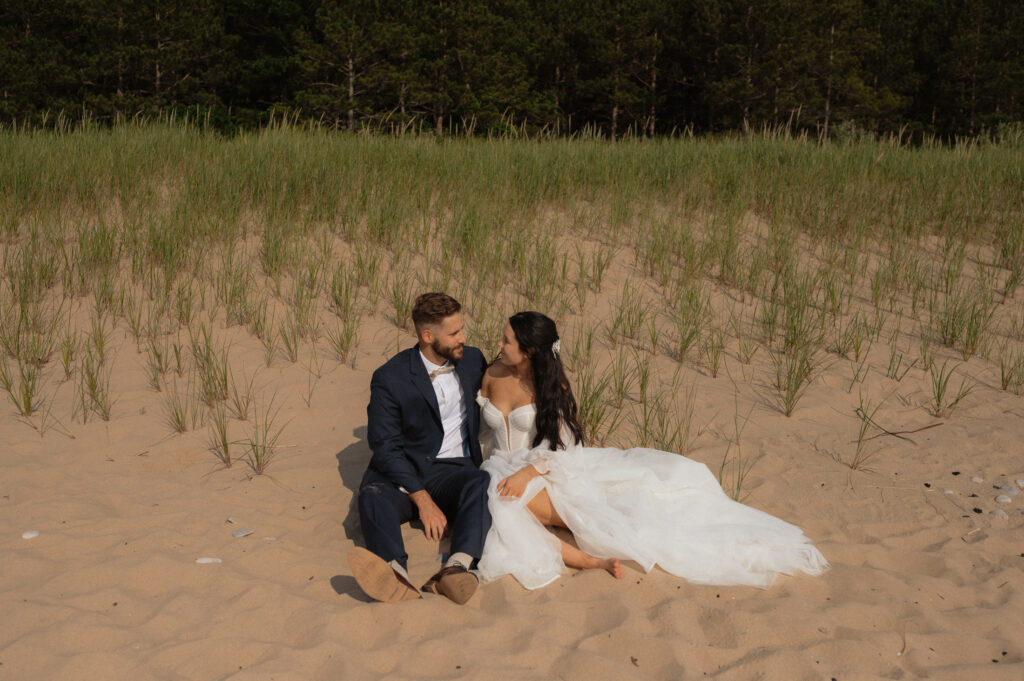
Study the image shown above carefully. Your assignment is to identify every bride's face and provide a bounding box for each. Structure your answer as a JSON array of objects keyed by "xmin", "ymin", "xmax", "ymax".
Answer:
[{"xmin": 497, "ymin": 323, "xmax": 528, "ymax": 367}]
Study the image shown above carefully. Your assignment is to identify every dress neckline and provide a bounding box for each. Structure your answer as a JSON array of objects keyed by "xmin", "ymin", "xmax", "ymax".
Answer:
[
  {"xmin": 477, "ymin": 393, "xmax": 535, "ymax": 419},
  {"xmin": 477, "ymin": 393, "xmax": 535, "ymax": 452}
]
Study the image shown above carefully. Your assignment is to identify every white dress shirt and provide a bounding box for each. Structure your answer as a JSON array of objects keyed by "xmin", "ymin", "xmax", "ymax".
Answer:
[{"xmin": 420, "ymin": 351, "xmax": 468, "ymax": 459}]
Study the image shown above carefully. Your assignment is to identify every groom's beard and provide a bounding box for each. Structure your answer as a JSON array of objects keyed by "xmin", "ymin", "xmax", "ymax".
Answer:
[{"xmin": 433, "ymin": 339, "xmax": 464, "ymax": 363}]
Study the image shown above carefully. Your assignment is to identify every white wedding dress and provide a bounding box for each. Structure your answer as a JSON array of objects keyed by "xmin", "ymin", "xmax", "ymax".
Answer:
[{"xmin": 476, "ymin": 393, "xmax": 829, "ymax": 590}]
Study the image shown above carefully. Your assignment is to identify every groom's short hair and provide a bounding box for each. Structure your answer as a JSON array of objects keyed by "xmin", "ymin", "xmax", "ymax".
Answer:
[{"xmin": 412, "ymin": 292, "xmax": 461, "ymax": 332}]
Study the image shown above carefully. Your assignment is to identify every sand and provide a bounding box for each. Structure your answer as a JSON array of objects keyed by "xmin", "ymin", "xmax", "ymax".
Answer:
[{"xmin": 3, "ymin": 287, "xmax": 1024, "ymax": 681}]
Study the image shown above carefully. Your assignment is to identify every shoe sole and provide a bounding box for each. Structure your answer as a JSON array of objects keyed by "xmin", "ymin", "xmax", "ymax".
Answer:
[{"xmin": 347, "ymin": 547, "xmax": 419, "ymax": 603}]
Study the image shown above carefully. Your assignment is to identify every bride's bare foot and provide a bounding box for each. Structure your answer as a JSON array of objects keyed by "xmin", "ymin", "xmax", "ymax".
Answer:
[
  {"xmin": 599, "ymin": 557, "xmax": 622, "ymax": 579},
  {"xmin": 556, "ymin": 535, "xmax": 623, "ymax": 578}
]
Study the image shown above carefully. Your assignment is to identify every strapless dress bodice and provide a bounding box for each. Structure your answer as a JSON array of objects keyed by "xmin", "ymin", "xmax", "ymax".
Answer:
[{"xmin": 477, "ymin": 392, "xmax": 537, "ymax": 452}]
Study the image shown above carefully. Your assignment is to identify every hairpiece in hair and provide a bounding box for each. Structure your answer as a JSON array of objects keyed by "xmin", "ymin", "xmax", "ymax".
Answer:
[{"xmin": 551, "ymin": 339, "xmax": 560, "ymax": 357}]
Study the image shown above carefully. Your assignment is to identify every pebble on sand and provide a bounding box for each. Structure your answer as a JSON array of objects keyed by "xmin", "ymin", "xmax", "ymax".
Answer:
[
  {"xmin": 971, "ymin": 476, "xmax": 984, "ymax": 483},
  {"xmin": 1000, "ymin": 485, "xmax": 1020, "ymax": 496},
  {"xmin": 196, "ymin": 557, "xmax": 222, "ymax": 564},
  {"xmin": 1016, "ymin": 479, "xmax": 1024, "ymax": 488},
  {"xmin": 995, "ymin": 494, "xmax": 1013, "ymax": 505},
  {"xmin": 942, "ymin": 488, "xmax": 954, "ymax": 494},
  {"xmin": 990, "ymin": 509, "xmax": 1009, "ymax": 519},
  {"xmin": 21, "ymin": 530, "xmax": 39, "ymax": 539},
  {"xmin": 232, "ymin": 528, "xmax": 254, "ymax": 538}
]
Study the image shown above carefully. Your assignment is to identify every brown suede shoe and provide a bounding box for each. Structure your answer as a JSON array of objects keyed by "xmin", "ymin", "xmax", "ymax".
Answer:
[
  {"xmin": 421, "ymin": 564, "xmax": 478, "ymax": 605},
  {"xmin": 347, "ymin": 547, "xmax": 420, "ymax": 603}
]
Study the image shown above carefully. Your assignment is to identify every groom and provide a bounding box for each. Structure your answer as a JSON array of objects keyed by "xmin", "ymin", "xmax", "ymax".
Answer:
[{"xmin": 348, "ymin": 292, "xmax": 491, "ymax": 604}]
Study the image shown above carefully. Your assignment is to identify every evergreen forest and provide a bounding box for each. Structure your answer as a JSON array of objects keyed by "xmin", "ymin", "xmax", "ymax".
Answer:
[{"xmin": 2, "ymin": 0, "xmax": 1022, "ymax": 139}]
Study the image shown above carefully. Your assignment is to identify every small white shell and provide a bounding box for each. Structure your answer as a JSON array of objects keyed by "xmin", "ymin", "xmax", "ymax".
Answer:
[
  {"xmin": 195, "ymin": 557, "xmax": 222, "ymax": 564},
  {"xmin": 971, "ymin": 476, "xmax": 984, "ymax": 483},
  {"xmin": 21, "ymin": 530, "xmax": 39, "ymax": 539},
  {"xmin": 995, "ymin": 495, "xmax": 1013, "ymax": 505}
]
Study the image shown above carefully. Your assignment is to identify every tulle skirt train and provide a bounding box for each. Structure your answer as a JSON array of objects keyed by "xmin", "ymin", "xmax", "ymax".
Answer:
[{"xmin": 477, "ymin": 445, "xmax": 829, "ymax": 590}]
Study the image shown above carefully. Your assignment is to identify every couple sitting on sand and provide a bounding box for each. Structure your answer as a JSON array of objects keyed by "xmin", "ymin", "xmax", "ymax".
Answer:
[{"xmin": 347, "ymin": 292, "xmax": 829, "ymax": 604}]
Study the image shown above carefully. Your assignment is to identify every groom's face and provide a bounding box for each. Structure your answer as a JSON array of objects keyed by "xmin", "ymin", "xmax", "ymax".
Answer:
[{"xmin": 424, "ymin": 313, "xmax": 466, "ymax": 363}]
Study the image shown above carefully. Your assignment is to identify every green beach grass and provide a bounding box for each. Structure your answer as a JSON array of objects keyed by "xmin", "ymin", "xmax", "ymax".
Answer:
[{"xmin": 1, "ymin": 119, "xmax": 1022, "ymax": 472}]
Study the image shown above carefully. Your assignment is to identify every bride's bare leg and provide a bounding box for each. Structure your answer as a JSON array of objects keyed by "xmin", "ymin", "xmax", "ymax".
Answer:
[
  {"xmin": 528, "ymin": 489, "xmax": 621, "ymax": 579},
  {"xmin": 559, "ymin": 538, "xmax": 622, "ymax": 578},
  {"xmin": 526, "ymin": 488, "xmax": 567, "ymax": 527}
]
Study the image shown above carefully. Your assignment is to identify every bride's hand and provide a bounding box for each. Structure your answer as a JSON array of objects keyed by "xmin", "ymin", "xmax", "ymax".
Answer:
[{"xmin": 496, "ymin": 467, "xmax": 538, "ymax": 498}]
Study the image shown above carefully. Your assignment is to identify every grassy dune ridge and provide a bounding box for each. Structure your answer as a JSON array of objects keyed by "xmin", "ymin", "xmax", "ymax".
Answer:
[{"xmin": 1, "ymin": 121, "xmax": 1022, "ymax": 473}]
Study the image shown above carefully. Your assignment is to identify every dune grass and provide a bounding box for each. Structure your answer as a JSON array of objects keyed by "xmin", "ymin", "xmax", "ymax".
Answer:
[{"xmin": 0, "ymin": 119, "xmax": 1022, "ymax": 473}]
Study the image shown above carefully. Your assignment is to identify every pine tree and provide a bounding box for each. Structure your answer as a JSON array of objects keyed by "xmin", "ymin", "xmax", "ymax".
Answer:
[{"xmin": 295, "ymin": 0, "xmax": 382, "ymax": 129}]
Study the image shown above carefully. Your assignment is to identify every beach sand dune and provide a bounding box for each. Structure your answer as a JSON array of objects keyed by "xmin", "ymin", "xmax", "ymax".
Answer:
[{"xmin": 3, "ymin": 307, "xmax": 1023, "ymax": 681}]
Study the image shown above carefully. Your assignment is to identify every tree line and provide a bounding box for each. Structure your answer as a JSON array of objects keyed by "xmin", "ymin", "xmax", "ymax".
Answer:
[{"xmin": 2, "ymin": 0, "xmax": 1022, "ymax": 139}]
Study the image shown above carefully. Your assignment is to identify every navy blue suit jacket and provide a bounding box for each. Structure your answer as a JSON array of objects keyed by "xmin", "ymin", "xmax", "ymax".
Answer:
[{"xmin": 364, "ymin": 345, "xmax": 488, "ymax": 493}]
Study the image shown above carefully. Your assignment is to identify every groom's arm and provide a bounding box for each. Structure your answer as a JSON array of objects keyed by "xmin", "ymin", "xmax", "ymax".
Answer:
[
  {"xmin": 471, "ymin": 346, "xmax": 488, "ymax": 380},
  {"xmin": 366, "ymin": 373, "xmax": 426, "ymax": 494}
]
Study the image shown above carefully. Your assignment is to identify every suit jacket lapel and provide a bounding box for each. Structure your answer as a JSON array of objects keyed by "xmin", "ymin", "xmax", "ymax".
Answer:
[
  {"xmin": 455, "ymin": 353, "xmax": 478, "ymax": 431},
  {"xmin": 409, "ymin": 348, "xmax": 441, "ymax": 423},
  {"xmin": 455, "ymin": 358, "xmax": 474, "ymax": 401}
]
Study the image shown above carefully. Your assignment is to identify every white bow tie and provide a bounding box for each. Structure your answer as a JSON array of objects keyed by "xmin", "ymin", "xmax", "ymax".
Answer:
[{"xmin": 429, "ymin": 365, "xmax": 455, "ymax": 380}]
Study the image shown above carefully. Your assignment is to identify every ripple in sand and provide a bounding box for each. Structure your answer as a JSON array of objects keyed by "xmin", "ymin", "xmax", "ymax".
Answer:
[{"xmin": 21, "ymin": 530, "xmax": 39, "ymax": 539}]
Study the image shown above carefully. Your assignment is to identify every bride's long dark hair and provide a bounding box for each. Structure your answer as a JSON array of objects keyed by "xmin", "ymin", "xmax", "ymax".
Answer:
[{"xmin": 508, "ymin": 311, "xmax": 584, "ymax": 450}]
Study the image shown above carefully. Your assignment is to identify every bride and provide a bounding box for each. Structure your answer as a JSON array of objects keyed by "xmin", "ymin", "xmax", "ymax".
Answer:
[{"xmin": 476, "ymin": 311, "xmax": 829, "ymax": 590}]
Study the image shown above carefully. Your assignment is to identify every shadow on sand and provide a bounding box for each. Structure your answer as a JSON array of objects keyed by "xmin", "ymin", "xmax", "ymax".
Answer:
[{"xmin": 331, "ymin": 425, "xmax": 372, "ymax": 600}]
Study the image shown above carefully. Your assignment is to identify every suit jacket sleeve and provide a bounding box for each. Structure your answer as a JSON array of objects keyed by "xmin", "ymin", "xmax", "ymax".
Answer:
[
  {"xmin": 469, "ymin": 346, "xmax": 488, "ymax": 428},
  {"xmin": 366, "ymin": 371, "xmax": 425, "ymax": 494}
]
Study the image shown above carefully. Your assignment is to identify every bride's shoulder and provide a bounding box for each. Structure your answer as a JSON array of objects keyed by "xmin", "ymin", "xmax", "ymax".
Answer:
[
  {"xmin": 482, "ymin": 363, "xmax": 512, "ymax": 397},
  {"xmin": 484, "ymin": 363, "xmax": 512, "ymax": 380},
  {"xmin": 481, "ymin": 363, "xmax": 499, "ymax": 393}
]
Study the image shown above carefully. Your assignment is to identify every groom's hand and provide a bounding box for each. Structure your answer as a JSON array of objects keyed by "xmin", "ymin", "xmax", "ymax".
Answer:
[{"xmin": 410, "ymin": 491, "xmax": 448, "ymax": 541}]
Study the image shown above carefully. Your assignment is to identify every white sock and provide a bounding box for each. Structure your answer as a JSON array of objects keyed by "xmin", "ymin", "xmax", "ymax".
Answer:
[
  {"xmin": 389, "ymin": 560, "xmax": 410, "ymax": 582},
  {"xmin": 445, "ymin": 552, "xmax": 473, "ymax": 570}
]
